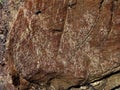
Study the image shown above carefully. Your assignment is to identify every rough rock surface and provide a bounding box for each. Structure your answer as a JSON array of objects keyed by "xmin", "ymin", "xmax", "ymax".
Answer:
[
  {"xmin": 5, "ymin": 0, "xmax": 120, "ymax": 90},
  {"xmin": 0, "ymin": 0, "xmax": 24, "ymax": 90},
  {"xmin": 0, "ymin": 0, "xmax": 14, "ymax": 90}
]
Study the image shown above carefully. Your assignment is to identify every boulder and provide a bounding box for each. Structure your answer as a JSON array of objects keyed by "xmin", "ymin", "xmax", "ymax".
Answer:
[{"xmin": 6, "ymin": 0, "xmax": 120, "ymax": 89}]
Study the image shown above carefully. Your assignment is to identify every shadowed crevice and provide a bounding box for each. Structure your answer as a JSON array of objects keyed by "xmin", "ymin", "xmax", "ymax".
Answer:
[
  {"xmin": 99, "ymin": 0, "xmax": 104, "ymax": 11},
  {"xmin": 12, "ymin": 73, "xmax": 20, "ymax": 87},
  {"xmin": 68, "ymin": 0, "xmax": 77, "ymax": 8},
  {"xmin": 35, "ymin": 10, "xmax": 42, "ymax": 15},
  {"xmin": 111, "ymin": 85, "xmax": 120, "ymax": 90}
]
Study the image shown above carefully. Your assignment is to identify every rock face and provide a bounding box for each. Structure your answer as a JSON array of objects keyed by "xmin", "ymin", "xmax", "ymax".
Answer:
[
  {"xmin": 6, "ymin": 0, "xmax": 120, "ymax": 90},
  {"xmin": 0, "ymin": 0, "xmax": 24, "ymax": 90}
]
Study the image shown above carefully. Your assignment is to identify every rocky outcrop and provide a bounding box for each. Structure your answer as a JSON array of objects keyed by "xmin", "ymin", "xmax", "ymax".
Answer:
[{"xmin": 4, "ymin": 0, "xmax": 120, "ymax": 90}]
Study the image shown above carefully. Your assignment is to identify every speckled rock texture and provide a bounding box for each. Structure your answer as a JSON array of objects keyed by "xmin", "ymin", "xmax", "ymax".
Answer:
[
  {"xmin": 5, "ymin": 0, "xmax": 120, "ymax": 90},
  {"xmin": 0, "ymin": 0, "xmax": 23, "ymax": 90}
]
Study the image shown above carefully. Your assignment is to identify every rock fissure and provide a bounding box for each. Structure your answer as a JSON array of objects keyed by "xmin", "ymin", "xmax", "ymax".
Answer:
[{"xmin": 99, "ymin": 0, "xmax": 105, "ymax": 11}]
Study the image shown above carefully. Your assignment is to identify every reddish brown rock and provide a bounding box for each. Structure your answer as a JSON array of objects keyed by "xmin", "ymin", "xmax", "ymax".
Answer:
[{"xmin": 6, "ymin": 0, "xmax": 120, "ymax": 90}]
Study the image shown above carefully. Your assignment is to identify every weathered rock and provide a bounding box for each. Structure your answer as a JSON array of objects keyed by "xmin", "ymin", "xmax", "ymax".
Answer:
[
  {"xmin": 104, "ymin": 73, "xmax": 120, "ymax": 90},
  {"xmin": 6, "ymin": 0, "xmax": 120, "ymax": 90},
  {"xmin": 0, "ymin": 0, "xmax": 26, "ymax": 89}
]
